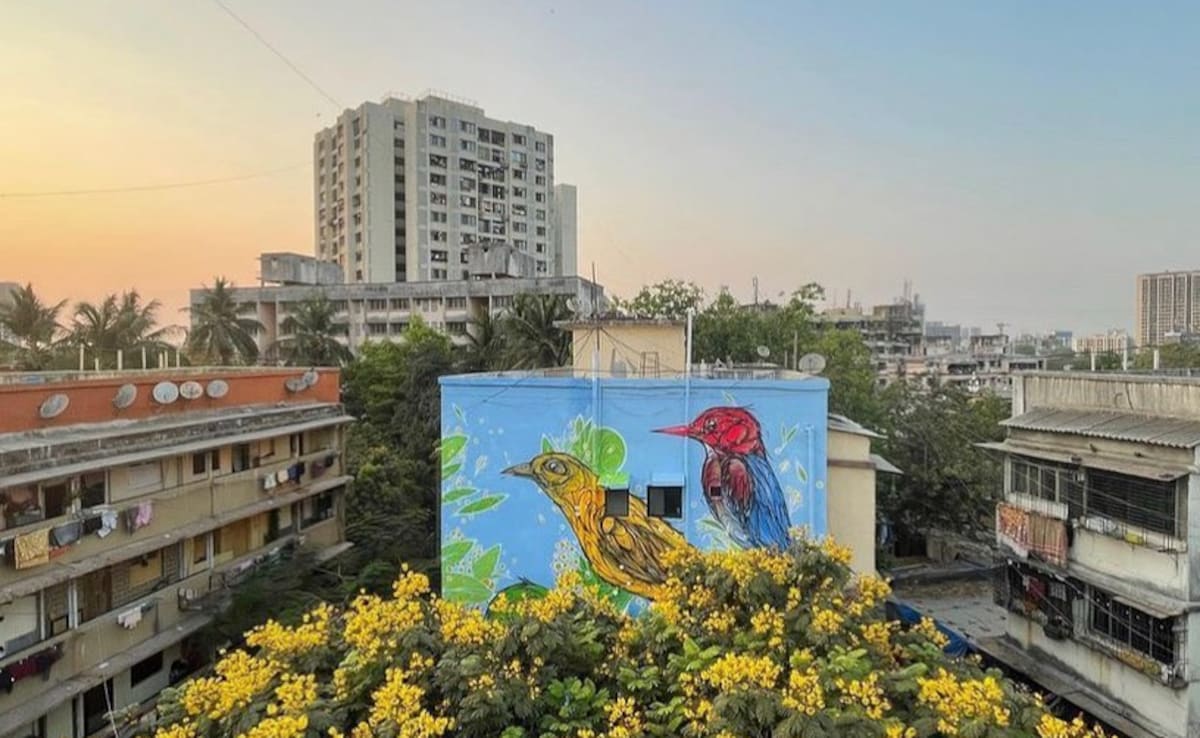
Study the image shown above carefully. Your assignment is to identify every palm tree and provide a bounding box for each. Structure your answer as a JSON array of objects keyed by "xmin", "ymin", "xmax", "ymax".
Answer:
[
  {"xmin": 186, "ymin": 277, "xmax": 263, "ymax": 365},
  {"xmin": 459, "ymin": 309, "xmax": 507, "ymax": 371},
  {"xmin": 70, "ymin": 290, "xmax": 176, "ymax": 368},
  {"xmin": 273, "ymin": 293, "xmax": 352, "ymax": 367},
  {"xmin": 0, "ymin": 283, "xmax": 65, "ymax": 370},
  {"xmin": 502, "ymin": 293, "xmax": 575, "ymax": 368}
]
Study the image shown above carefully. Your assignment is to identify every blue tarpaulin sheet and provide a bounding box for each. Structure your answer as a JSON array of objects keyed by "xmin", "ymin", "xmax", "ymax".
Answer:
[{"xmin": 889, "ymin": 601, "xmax": 971, "ymax": 658}]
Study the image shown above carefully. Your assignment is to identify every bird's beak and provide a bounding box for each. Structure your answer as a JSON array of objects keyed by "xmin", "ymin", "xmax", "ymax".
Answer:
[
  {"xmin": 654, "ymin": 424, "xmax": 691, "ymax": 437},
  {"xmin": 502, "ymin": 462, "xmax": 535, "ymax": 479}
]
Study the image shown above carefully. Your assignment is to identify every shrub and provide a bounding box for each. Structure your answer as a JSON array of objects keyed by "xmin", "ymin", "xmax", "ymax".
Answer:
[{"xmin": 151, "ymin": 536, "xmax": 1104, "ymax": 738}]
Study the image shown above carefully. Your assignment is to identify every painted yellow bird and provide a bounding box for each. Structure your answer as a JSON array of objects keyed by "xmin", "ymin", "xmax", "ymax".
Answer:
[{"xmin": 503, "ymin": 452, "xmax": 689, "ymax": 601}]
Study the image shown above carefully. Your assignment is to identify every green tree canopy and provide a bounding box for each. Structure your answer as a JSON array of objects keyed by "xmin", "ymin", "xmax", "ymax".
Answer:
[
  {"xmin": 186, "ymin": 277, "xmax": 263, "ymax": 366},
  {"xmin": 0, "ymin": 283, "xmax": 65, "ymax": 370},
  {"xmin": 274, "ymin": 294, "xmax": 354, "ymax": 367},
  {"xmin": 69, "ymin": 290, "xmax": 175, "ymax": 368},
  {"xmin": 615, "ymin": 279, "xmax": 705, "ymax": 319},
  {"xmin": 502, "ymin": 293, "xmax": 574, "ymax": 369}
]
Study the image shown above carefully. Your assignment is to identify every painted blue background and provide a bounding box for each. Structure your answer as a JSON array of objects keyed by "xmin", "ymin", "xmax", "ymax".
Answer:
[{"xmin": 438, "ymin": 375, "xmax": 829, "ymax": 609}]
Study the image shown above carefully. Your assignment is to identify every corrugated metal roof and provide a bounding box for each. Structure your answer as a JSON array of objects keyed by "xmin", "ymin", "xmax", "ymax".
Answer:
[
  {"xmin": 976, "ymin": 440, "xmax": 1192, "ymax": 480},
  {"xmin": 1002, "ymin": 407, "xmax": 1200, "ymax": 448},
  {"xmin": 828, "ymin": 413, "xmax": 883, "ymax": 439},
  {"xmin": 870, "ymin": 453, "xmax": 903, "ymax": 475}
]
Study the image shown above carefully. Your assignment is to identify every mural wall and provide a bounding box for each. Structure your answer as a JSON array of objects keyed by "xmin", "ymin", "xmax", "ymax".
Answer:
[{"xmin": 438, "ymin": 376, "xmax": 829, "ymax": 612}]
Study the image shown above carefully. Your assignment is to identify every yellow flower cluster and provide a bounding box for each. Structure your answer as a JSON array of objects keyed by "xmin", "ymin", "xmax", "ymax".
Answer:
[
  {"xmin": 820, "ymin": 537, "xmax": 853, "ymax": 565},
  {"xmin": 364, "ymin": 666, "xmax": 454, "ymax": 736},
  {"xmin": 273, "ymin": 673, "xmax": 318, "ymax": 715},
  {"xmin": 239, "ymin": 715, "xmax": 309, "ymax": 738},
  {"xmin": 912, "ymin": 616, "xmax": 951, "ymax": 649},
  {"xmin": 855, "ymin": 574, "xmax": 892, "ymax": 605},
  {"xmin": 701, "ymin": 652, "xmax": 782, "ymax": 691},
  {"xmin": 836, "ymin": 671, "xmax": 891, "ymax": 720},
  {"xmin": 885, "ymin": 724, "xmax": 917, "ymax": 738},
  {"xmin": 1036, "ymin": 713, "xmax": 1109, "ymax": 738},
  {"xmin": 605, "ymin": 696, "xmax": 645, "ymax": 738},
  {"xmin": 153, "ymin": 721, "xmax": 197, "ymax": 738},
  {"xmin": 181, "ymin": 651, "xmax": 278, "ymax": 720},
  {"xmin": 860, "ymin": 621, "xmax": 896, "ymax": 655},
  {"xmin": 246, "ymin": 603, "xmax": 333, "ymax": 661},
  {"xmin": 703, "ymin": 607, "xmax": 737, "ymax": 634},
  {"xmin": 393, "ymin": 566, "xmax": 432, "ymax": 600},
  {"xmin": 917, "ymin": 668, "xmax": 1010, "ymax": 735},
  {"xmin": 810, "ymin": 605, "xmax": 845, "ymax": 635},
  {"xmin": 343, "ymin": 593, "xmax": 424, "ymax": 659},
  {"xmin": 434, "ymin": 598, "xmax": 503, "ymax": 646},
  {"xmin": 750, "ymin": 604, "xmax": 785, "ymax": 649},
  {"xmin": 781, "ymin": 666, "xmax": 825, "ymax": 716}
]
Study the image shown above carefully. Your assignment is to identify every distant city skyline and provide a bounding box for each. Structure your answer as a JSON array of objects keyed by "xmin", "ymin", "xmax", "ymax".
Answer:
[{"xmin": 2, "ymin": 1, "xmax": 1196, "ymax": 335}]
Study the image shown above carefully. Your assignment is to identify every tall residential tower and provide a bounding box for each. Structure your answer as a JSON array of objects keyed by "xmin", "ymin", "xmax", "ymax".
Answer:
[
  {"xmin": 1135, "ymin": 270, "xmax": 1200, "ymax": 347},
  {"xmin": 314, "ymin": 93, "xmax": 577, "ymax": 284}
]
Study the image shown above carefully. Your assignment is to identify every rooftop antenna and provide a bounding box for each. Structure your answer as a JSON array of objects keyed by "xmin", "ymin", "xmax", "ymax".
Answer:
[{"xmin": 752, "ymin": 276, "xmax": 759, "ymax": 306}]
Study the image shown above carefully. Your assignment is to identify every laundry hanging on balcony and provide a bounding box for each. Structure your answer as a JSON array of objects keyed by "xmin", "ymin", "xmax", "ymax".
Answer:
[{"xmin": 12, "ymin": 528, "xmax": 50, "ymax": 569}]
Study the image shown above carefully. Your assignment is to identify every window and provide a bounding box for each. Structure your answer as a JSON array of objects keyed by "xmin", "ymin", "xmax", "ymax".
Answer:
[
  {"xmin": 232, "ymin": 444, "xmax": 252, "ymax": 473},
  {"xmin": 512, "ymin": 169, "xmax": 526, "ymax": 181},
  {"xmin": 130, "ymin": 651, "xmax": 164, "ymax": 687},
  {"xmin": 459, "ymin": 158, "xmax": 475, "ymax": 172},
  {"xmin": 459, "ymin": 120, "xmax": 476, "ymax": 134},
  {"xmin": 536, "ymin": 262, "xmax": 547, "ymax": 273},
  {"xmin": 459, "ymin": 195, "xmax": 477, "ymax": 208},
  {"xmin": 460, "ymin": 213, "xmax": 476, "ymax": 226},
  {"xmin": 535, "ymin": 158, "xmax": 546, "ymax": 171},
  {"xmin": 513, "ymin": 204, "xmax": 527, "ymax": 217},
  {"xmin": 535, "ymin": 175, "xmax": 546, "ymax": 185},
  {"xmin": 647, "ymin": 486, "xmax": 683, "ymax": 519},
  {"xmin": 605, "ymin": 488, "xmax": 630, "ymax": 517},
  {"xmin": 536, "ymin": 225, "xmax": 546, "ymax": 237},
  {"xmin": 192, "ymin": 453, "xmax": 208, "ymax": 476},
  {"xmin": 430, "ymin": 192, "xmax": 447, "ymax": 206},
  {"xmin": 192, "ymin": 534, "xmax": 209, "ymax": 565},
  {"xmin": 445, "ymin": 297, "xmax": 466, "ymax": 309},
  {"xmin": 432, "ymin": 230, "xmax": 448, "ymax": 242},
  {"xmin": 369, "ymin": 323, "xmax": 387, "ymax": 335},
  {"xmin": 1090, "ymin": 590, "xmax": 1176, "ymax": 664},
  {"xmin": 513, "ymin": 186, "xmax": 526, "ymax": 198},
  {"xmin": 430, "ymin": 173, "xmax": 446, "ymax": 187},
  {"xmin": 510, "ymin": 151, "xmax": 527, "ymax": 165},
  {"xmin": 536, "ymin": 243, "xmax": 545, "ymax": 254},
  {"xmin": 535, "ymin": 192, "xmax": 546, "ymax": 203},
  {"xmin": 83, "ymin": 681, "xmax": 115, "ymax": 737},
  {"xmin": 210, "ymin": 449, "xmax": 221, "ymax": 473},
  {"xmin": 459, "ymin": 177, "xmax": 476, "ymax": 192},
  {"xmin": 536, "ymin": 209, "xmax": 546, "ymax": 221},
  {"xmin": 514, "ymin": 239, "xmax": 527, "ymax": 249},
  {"xmin": 127, "ymin": 462, "xmax": 162, "ymax": 490},
  {"xmin": 390, "ymin": 298, "xmax": 410, "ymax": 310},
  {"xmin": 431, "ymin": 211, "xmax": 448, "ymax": 223},
  {"xmin": 1088, "ymin": 470, "xmax": 1180, "ymax": 537},
  {"xmin": 446, "ymin": 321, "xmax": 467, "ymax": 335},
  {"xmin": 535, "ymin": 140, "xmax": 546, "ymax": 152},
  {"xmin": 429, "ymin": 154, "xmax": 447, "ymax": 168},
  {"xmin": 432, "ymin": 268, "xmax": 447, "ymax": 280},
  {"xmin": 513, "ymin": 222, "xmax": 527, "ymax": 233},
  {"xmin": 80, "ymin": 471, "xmax": 106, "ymax": 508},
  {"xmin": 429, "ymin": 115, "xmax": 446, "ymax": 128},
  {"xmin": 290, "ymin": 433, "xmax": 305, "ymax": 457},
  {"xmin": 512, "ymin": 133, "xmax": 526, "ymax": 146},
  {"xmin": 431, "ymin": 250, "xmax": 448, "ymax": 263},
  {"xmin": 460, "ymin": 233, "xmax": 476, "ymax": 245}
]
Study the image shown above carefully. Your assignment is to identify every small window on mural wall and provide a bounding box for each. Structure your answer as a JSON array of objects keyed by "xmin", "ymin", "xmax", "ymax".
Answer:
[
  {"xmin": 604, "ymin": 488, "xmax": 630, "ymax": 517},
  {"xmin": 647, "ymin": 486, "xmax": 683, "ymax": 519}
]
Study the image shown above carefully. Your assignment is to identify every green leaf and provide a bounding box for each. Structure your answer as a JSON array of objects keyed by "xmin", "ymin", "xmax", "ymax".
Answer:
[
  {"xmin": 541, "ymin": 435, "xmax": 555, "ymax": 453},
  {"xmin": 440, "ymin": 434, "xmax": 468, "ymax": 466},
  {"xmin": 473, "ymin": 544, "xmax": 502, "ymax": 580},
  {"xmin": 457, "ymin": 494, "xmax": 506, "ymax": 515},
  {"xmin": 442, "ymin": 487, "xmax": 476, "ymax": 504},
  {"xmin": 443, "ymin": 572, "xmax": 492, "ymax": 603},
  {"xmin": 594, "ymin": 428, "xmax": 626, "ymax": 477},
  {"xmin": 441, "ymin": 462, "xmax": 462, "ymax": 478},
  {"xmin": 441, "ymin": 539, "xmax": 474, "ymax": 567},
  {"xmin": 796, "ymin": 464, "xmax": 808, "ymax": 482}
]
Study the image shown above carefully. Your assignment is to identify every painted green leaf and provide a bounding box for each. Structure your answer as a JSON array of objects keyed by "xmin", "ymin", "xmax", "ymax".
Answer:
[
  {"xmin": 441, "ymin": 540, "xmax": 474, "ymax": 567},
  {"xmin": 442, "ymin": 487, "xmax": 476, "ymax": 504},
  {"xmin": 453, "ymin": 404, "xmax": 466, "ymax": 425},
  {"xmin": 541, "ymin": 435, "xmax": 555, "ymax": 453},
  {"xmin": 796, "ymin": 464, "xmax": 808, "ymax": 483},
  {"xmin": 457, "ymin": 494, "xmax": 506, "ymax": 515},
  {"xmin": 441, "ymin": 434, "xmax": 468, "ymax": 467},
  {"xmin": 441, "ymin": 462, "xmax": 462, "ymax": 478},
  {"xmin": 473, "ymin": 545, "xmax": 502, "ymax": 580},
  {"xmin": 595, "ymin": 428, "xmax": 626, "ymax": 476},
  {"xmin": 782, "ymin": 424, "xmax": 798, "ymax": 446},
  {"xmin": 722, "ymin": 391, "xmax": 738, "ymax": 405},
  {"xmin": 443, "ymin": 572, "xmax": 492, "ymax": 604}
]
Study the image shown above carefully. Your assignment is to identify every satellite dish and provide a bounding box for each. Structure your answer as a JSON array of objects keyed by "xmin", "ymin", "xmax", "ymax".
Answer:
[
  {"xmin": 206, "ymin": 379, "xmax": 229, "ymax": 399},
  {"xmin": 302, "ymin": 369, "xmax": 320, "ymax": 388},
  {"xmin": 152, "ymin": 381, "xmax": 180, "ymax": 405},
  {"xmin": 179, "ymin": 381, "xmax": 203, "ymax": 400},
  {"xmin": 113, "ymin": 383, "xmax": 138, "ymax": 410},
  {"xmin": 284, "ymin": 376, "xmax": 307, "ymax": 393},
  {"xmin": 39, "ymin": 393, "xmax": 69, "ymax": 419},
  {"xmin": 756, "ymin": 345, "xmax": 771, "ymax": 359},
  {"xmin": 798, "ymin": 353, "xmax": 827, "ymax": 374}
]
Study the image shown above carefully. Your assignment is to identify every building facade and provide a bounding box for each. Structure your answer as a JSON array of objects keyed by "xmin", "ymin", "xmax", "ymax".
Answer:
[
  {"xmin": 1072, "ymin": 330, "xmax": 1131, "ymax": 356},
  {"xmin": 195, "ymin": 272, "xmax": 605, "ymax": 358},
  {"xmin": 982, "ymin": 372, "xmax": 1200, "ymax": 738},
  {"xmin": 0, "ymin": 368, "xmax": 352, "ymax": 738},
  {"xmin": 1136, "ymin": 270, "xmax": 1200, "ymax": 348},
  {"xmin": 314, "ymin": 93, "xmax": 577, "ymax": 284}
]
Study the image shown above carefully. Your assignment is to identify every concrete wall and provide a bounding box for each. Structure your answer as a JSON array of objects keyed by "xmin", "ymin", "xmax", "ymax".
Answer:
[
  {"xmin": 827, "ymin": 429, "xmax": 877, "ymax": 574},
  {"xmin": 1018, "ymin": 373, "xmax": 1200, "ymax": 420},
  {"xmin": 1070, "ymin": 526, "xmax": 1189, "ymax": 599},
  {"xmin": 1007, "ymin": 614, "xmax": 1187, "ymax": 738},
  {"xmin": 569, "ymin": 324, "xmax": 687, "ymax": 378}
]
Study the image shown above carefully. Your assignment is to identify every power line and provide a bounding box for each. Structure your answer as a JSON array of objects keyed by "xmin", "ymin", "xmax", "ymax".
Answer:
[
  {"xmin": 0, "ymin": 162, "xmax": 310, "ymax": 199},
  {"xmin": 209, "ymin": 0, "xmax": 342, "ymax": 110}
]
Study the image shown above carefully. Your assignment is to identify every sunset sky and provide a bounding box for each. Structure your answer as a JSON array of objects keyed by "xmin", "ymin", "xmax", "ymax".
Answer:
[{"xmin": 2, "ymin": 1, "xmax": 1196, "ymax": 333}]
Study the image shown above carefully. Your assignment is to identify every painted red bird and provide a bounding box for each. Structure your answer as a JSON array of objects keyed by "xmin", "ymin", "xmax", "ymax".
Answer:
[{"xmin": 656, "ymin": 406, "xmax": 792, "ymax": 549}]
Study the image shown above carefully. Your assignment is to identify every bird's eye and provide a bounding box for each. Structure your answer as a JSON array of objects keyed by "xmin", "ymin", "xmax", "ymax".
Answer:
[
  {"xmin": 545, "ymin": 459, "xmax": 566, "ymax": 475},
  {"xmin": 704, "ymin": 418, "xmax": 718, "ymax": 433}
]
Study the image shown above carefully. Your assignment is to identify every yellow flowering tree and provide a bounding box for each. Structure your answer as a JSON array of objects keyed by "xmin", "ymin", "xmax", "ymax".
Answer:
[{"xmin": 152, "ymin": 536, "xmax": 1106, "ymax": 738}]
